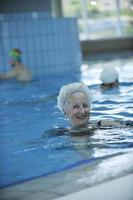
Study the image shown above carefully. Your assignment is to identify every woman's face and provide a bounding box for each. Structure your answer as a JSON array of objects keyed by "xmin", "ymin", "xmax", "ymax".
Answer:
[{"xmin": 65, "ymin": 92, "xmax": 90, "ymax": 128}]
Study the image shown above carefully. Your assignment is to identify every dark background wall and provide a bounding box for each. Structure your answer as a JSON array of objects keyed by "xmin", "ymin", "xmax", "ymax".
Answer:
[{"xmin": 0, "ymin": 0, "xmax": 51, "ymax": 13}]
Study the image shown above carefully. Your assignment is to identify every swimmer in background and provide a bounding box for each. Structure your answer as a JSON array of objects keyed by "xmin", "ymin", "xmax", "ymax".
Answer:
[
  {"xmin": 100, "ymin": 66, "xmax": 119, "ymax": 90},
  {"xmin": 0, "ymin": 48, "xmax": 32, "ymax": 83},
  {"xmin": 57, "ymin": 82, "xmax": 132, "ymax": 135}
]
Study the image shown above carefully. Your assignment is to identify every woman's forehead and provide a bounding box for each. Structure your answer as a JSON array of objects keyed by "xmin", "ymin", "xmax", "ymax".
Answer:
[{"xmin": 69, "ymin": 92, "xmax": 88, "ymax": 102}]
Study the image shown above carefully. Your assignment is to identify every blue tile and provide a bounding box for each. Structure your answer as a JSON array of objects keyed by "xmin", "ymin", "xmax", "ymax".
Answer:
[
  {"xmin": 0, "ymin": 40, "xmax": 3, "ymax": 54},
  {"xmin": 1, "ymin": 22, "xmax": 9, "ymax": 37},
  {"xmin": 24, "ymin": 21, "xmax": 32, "ymax": 36},
  {"xmin": 43, "ymin": 19, "xmax": 49, "ymax": 35},
  {"xmin": 17, "ymin": 21, "xmax": 25, "ymax": 36},
  {"xmin": 36, "ymin": 52, "xmax": 43, "ymax": 66},
  {"xmin": 41, "ymin": 37, "xmax": 48, "ymax": 50},
  {"xmin": 34, "ymin": 36, "xmax": 42, "ymax": 51},
  {"xmin": 22, "ymin": 53, "xmax": 28, "ymax": 65},
  {"xmin": 26, "ymin": 37, "xmax": 35, "ymax": 52},
  {"xmin": 47, "ymin": 35, "xmax": 53, "ymax": 50},
  {"xmin": 10, "ymin": 37, "xmax": 21, "ymax": 51},
  {"xmin": 16, "ymin": 37, "xmax": 26, "ymax": 52},
  {"xmin": 28, "ymin": 52, "xmax": 34, "ymax": 67},
  {"xmin": 8, "ymin": 21, "xmax": 18, "ymax": 37},
  {"xmin": 2, "ymin": 38, "xmax": 10, "ymax": 53},
  {"xmin": 31, "ymin": 12, "xmax": 39, "ymax": 20},
  {"xmin": 47, "ymin": 18, "xmax": 53, "ymax": 34},
  {"xmin": 0, "ymin": 55, "xmax": 5, "ymax": 70}
]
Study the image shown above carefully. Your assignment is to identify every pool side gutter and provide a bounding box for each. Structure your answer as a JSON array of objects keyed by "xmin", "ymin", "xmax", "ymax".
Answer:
[{"xmin": 80, "ymin": 37, "xmax": 133, "ymax": 59}]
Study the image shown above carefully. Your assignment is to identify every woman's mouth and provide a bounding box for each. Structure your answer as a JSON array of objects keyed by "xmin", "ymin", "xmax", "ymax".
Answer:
[{"xmin": 76, "ymin": 115, "xmax": 88, "ymax": 120}]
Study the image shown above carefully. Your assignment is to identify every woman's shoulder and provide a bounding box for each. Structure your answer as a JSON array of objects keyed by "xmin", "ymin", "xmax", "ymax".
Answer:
[
  {"xmin": 42, "ymin": 120, "xmax": 133, "ymax": 138},
  {"xmin": 43, "ymin": 127, "xmax": 69, "ymax": 138}
]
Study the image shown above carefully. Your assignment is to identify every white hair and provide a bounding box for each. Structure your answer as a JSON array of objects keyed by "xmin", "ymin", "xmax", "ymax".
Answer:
[
  {"xmin": 57, "ymin": 82, "xmax": 91, "ymax": 113},
  {"xmin": 100, "ymin": 66, "xmax": 118, "ymax": 84}
]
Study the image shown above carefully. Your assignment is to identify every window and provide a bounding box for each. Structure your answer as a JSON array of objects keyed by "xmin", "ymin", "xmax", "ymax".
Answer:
[{"xmin": 62, "ymin": 0, "xmax": 133, "ymax": 40}]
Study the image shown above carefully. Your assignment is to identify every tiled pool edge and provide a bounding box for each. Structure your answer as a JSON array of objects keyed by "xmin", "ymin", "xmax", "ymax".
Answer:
[
  {"xmin": 55, "ymin": 173, "xmax": 133, "ymax": 200},
  {"xmin": 0, "ymin": 151, "xmax": 133, "ymax": 200},
  {"xmin": 0, "ymin": 172, "xmax": 132, "ymax": 200}
]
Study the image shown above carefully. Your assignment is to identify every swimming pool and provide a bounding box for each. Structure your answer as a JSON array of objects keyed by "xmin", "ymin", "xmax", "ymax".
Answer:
[{"xmin": 0, "ymin": 51, "xmax": 133, "ymax": 188}]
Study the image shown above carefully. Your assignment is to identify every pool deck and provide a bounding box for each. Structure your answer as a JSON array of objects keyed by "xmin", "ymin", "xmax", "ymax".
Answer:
[
  {"xmin": 55, "ymin": 173, "xmax": 133, "ymax": 200},
  {"xmin": 0, "ymin": 152, "xmax": 133, "ymax": 200}
]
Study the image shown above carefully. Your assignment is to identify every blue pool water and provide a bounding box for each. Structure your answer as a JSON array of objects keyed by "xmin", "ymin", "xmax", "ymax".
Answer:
[{"xmin": 0, "ymin": 51, "xmax": 133, "ymax": 188}]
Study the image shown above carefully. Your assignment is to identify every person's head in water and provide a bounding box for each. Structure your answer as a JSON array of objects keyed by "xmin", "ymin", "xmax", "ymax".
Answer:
[
  {"xmin": 100, "ymin": 66, "xmax": 119, "ymax": 89},
  {"xmin": 9, "ymin": 49, "xmax": 22, "ymax": 67},
  {"xmin": 57, "ymin": 82, "xmax": 91, "ymax": 129}
]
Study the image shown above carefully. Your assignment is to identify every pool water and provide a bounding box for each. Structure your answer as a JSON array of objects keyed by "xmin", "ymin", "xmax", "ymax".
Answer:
[{"xmin": 0, "ymin": 51, "xmax": 133, "ymax": 188}]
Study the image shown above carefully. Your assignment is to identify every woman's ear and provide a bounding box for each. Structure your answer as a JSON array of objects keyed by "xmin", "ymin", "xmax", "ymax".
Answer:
[
  {"xmin": 64, "ymin": 110, "xmax": 68, "ymax": 118},
  {"xmin": 64, "ymin": 111, "xmax": 67, "ymax": 116}
]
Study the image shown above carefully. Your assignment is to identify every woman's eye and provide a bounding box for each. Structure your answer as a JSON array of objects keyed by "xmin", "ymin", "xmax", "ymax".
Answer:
[
  {"xmin": 73, "ymin": 105, "xmax": 79, "ymax": 109},
  {"xmin": 83, "ymin": 104, "xmax": 89, "ymax": 108}
]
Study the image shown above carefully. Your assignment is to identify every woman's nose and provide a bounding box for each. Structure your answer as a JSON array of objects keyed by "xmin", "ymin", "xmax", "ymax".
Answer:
[{"xmin": 80, "ymin": 106, "xmax": 85, "ymax": 113}]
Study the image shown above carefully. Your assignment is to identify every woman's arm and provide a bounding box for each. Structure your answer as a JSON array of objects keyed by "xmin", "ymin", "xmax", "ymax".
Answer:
[
  {"xmin": 98, "ymin": 119, "xmax": 133, "ymax": 128},
  {"xmin": 100, "ymin": 120, "xmax": 121, "ymax": 128},
  {"xmin": 0, "ymin": 70, "xmax": 17, "ymax": 79},
  {"xmin": 0, "ymin": 73, "xmax": 8, "ymax": 79}
]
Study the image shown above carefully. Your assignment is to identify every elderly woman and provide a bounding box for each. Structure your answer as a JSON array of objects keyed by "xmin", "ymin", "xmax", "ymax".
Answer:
[
  {"xmin": 100, "ymin": 66, "xmax": 119, "ymax": 89},
  {"xmin": 57, "ymin": 82, "xmax": 131, "ymax": 135},
  {"xmin": 57, "ymin": 82, "xmax": 91, "ymax": 133}
]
